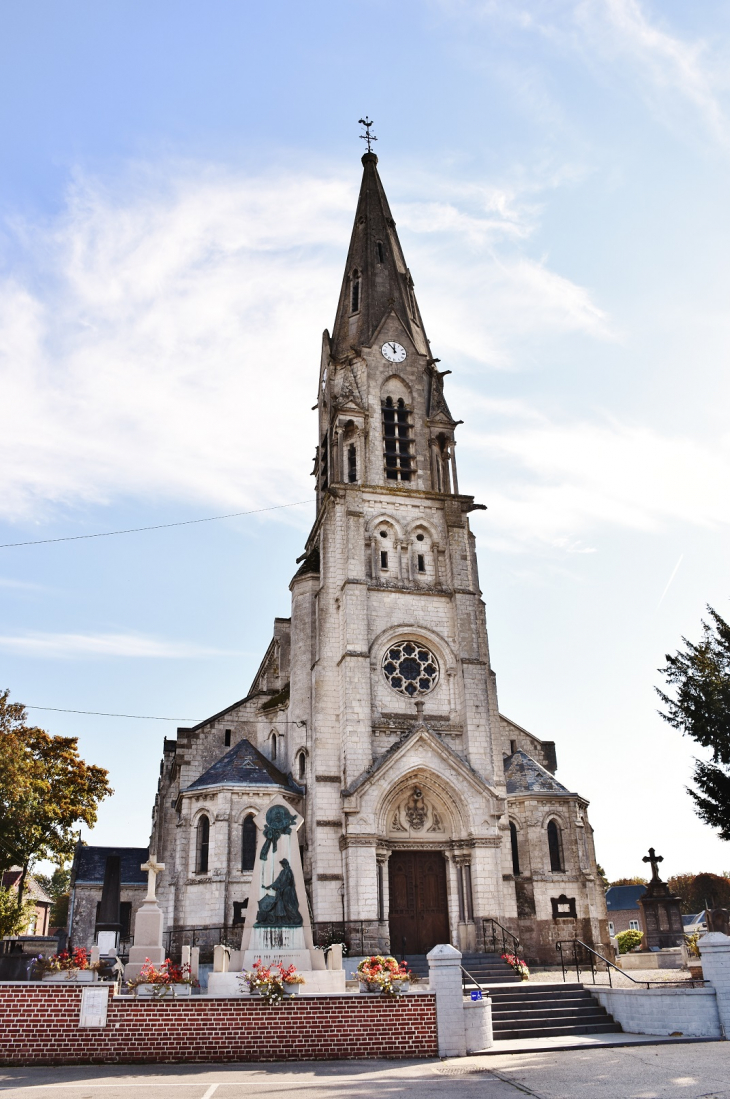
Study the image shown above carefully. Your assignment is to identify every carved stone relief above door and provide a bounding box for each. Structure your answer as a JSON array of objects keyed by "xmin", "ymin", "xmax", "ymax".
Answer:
[{"xmin": 387, "ymin": 783, "xmax": 450, "ymax": 839}]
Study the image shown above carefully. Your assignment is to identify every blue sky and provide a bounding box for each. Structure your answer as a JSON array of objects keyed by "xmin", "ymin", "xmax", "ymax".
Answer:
[{"xmin": 2, "ymin": 0, "xmax": 730, "ymax": 881}]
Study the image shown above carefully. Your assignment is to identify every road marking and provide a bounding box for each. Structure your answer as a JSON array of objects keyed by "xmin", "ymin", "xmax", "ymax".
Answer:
[{"xmin": 201, "ymin": 1087, "xmax": 219, "ymax": 1099}]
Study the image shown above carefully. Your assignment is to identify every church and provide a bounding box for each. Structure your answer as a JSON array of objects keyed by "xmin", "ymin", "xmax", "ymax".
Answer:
[{"xmin": 144, "ymin": 149, "xmax": 609, "ymax": 965}]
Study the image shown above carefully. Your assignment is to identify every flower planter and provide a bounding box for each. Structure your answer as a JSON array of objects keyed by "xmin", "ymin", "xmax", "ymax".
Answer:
[
  {"xmin": 42, "ymin": 970, "xmax": 96, "ymax": 983},
  {"xmin": 133, "ymin": 982, "xmax": 192, "ymax": 998},
  {"xmin": 359, "ymin": 981, "xmax": 382, "ymax": 994},
  {"xmin": 392, "ymin": 980, "xmax": 410, "ymax": 993},
  {"xmin": 283, "ymin": 983, "xmax": 303, "ymax": 996}
]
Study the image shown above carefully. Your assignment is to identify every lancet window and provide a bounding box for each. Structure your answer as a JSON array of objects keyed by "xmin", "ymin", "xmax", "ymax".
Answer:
[
  {"xmin": 382, "ymin": 396, "xmax": 413, "ymax": 481},
  {"xmin": 510, "ymin": 822, "xmax": 520, "ymax": 876},
  {"xmin": 351, "ymin": 269, "xmax": 360, "ymax": 312},
  {"xmin": 196, "ymin": 815, "xmax": 210, "ymax": 874},
  {"xmin": 241, "ymin": 815, "xmax": 256, "ymax": 872},
  {"xmin": 547, "ymin": 819, "xmax": 564, "ymax": 872}
]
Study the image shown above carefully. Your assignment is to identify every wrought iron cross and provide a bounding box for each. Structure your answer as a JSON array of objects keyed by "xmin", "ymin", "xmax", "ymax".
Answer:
[
  {"xmin": 642, "ymin": 847, "xmax": 664, "ymax": 881},
  {"xmin": 359, "ymin": 116, "xmax": 377, "ymax": 152}
]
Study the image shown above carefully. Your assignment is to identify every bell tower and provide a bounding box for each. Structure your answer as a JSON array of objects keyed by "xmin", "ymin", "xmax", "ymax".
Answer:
[
  {"xmin": 315, "ymin": 151, "xmax": 462, "ymax": 510},
  {"xmin": 292, "ymin": 146, "xmax": 509, "ymax": 953}
]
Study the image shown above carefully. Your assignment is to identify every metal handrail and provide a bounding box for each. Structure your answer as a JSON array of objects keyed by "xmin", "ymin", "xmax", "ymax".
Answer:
[
  {"xmin": 460, "ymin": 964, "xmax": 488, "ymax": 997},
  {"xmin": 555, "ymin": 939, "xmax": 705, "ymax": 990},
  {"xmin": 482, "ymin": 917, "xmax": 520, "ymax": 957}
]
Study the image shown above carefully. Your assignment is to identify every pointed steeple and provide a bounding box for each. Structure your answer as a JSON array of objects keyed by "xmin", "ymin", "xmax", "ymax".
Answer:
[{"xmin": 330, "ymin": 153, "xmax": 430, "ymax": 362}]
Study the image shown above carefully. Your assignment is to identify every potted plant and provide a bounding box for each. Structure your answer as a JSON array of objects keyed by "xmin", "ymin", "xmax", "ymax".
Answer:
[
  {"xmin": 37, "ymin": 948, "xmax": 99, "ymax": 983},
  {"xmin": 356, "ymin": 955, "xmax": 415, "ymax": 995},
  {"xmin": 501, "ymin": 952, "xmax": 530, "ymax": 980},
  {"xmin": 240, "ymin": 960, "xmax": 306, "ymax": 1004},
  {"xmin": 127, "ymin": 958, "xmax": 196, "ymax": 998},
  {"xmin": 684, "ymin": 932, "xmax": 703, "ymax": 980}
]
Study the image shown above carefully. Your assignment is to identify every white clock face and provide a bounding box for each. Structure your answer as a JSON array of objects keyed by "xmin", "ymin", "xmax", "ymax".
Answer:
[{"xmin": 381, "ymin": 341, "xmax": 406, "ymax": 363}]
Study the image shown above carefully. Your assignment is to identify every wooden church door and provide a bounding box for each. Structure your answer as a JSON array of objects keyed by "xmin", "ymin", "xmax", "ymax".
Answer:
[{"xmin": 388, "ymin": 850, "xmax": 450, "ymax": 954}]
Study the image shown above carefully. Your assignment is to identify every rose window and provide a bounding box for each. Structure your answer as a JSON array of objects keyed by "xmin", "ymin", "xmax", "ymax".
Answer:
[{"xmin": 382, "ymin": 641, "xmax": 439, "ymax": 697}]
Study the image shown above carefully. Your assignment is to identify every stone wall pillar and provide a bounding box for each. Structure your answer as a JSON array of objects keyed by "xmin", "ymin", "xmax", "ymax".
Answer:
[
  {"xmin": 427, "ymin": 943, "xmax": 466, "ymax": 1057},
  {"xmin": 699, "ymin": 931, "xmax": 730, "ymax": 1036}
]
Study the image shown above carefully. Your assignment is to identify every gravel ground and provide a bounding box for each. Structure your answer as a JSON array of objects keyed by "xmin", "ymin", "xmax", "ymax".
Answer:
[{"xmin": 523, "ymin": 967, "xmax": 697, "ymax": 987}]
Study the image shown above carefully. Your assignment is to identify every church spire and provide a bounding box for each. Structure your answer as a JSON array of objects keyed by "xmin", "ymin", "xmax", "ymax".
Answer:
[{"xmin": 330, "ymin": 152, "xmax": 430, "ymax": 362}]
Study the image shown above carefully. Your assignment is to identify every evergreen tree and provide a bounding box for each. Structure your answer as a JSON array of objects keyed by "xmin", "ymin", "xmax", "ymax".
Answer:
[{"xmin": 657, "ymin": 606, "xmax": 730, "ymax": 839}]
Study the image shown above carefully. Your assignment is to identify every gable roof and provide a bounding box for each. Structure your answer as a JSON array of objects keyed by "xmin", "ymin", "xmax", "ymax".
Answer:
[
  {"xmin": 1, "ymin": 871, "xmax": 52, "ymax": 904},
  {"xmin": 504, "ymin": 749, "xmax": 572, "ymax": 796},
  {"xmin": 73, "ymin": 846, "xmax": 149, "ymax": 885},
  {"xmin": 605, "ymin": 884, "xmax": 647, "ymax": 911},
  {"xmin": 185, "ymin": 737, "xmax": 302, "ymax": 794}
]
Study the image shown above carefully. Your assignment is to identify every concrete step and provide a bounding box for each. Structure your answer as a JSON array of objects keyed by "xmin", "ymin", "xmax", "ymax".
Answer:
[
  {"xmin": 494, "ymin": 1021, "xmax": 623, "ymax": 1041},
  {"xmin": 487, "ymin": 981, "xmax": 622, "ymax": 1041},
  {"xmin": 493, "ymin": 1006, "xmax": 613, "ymax": 1024}
]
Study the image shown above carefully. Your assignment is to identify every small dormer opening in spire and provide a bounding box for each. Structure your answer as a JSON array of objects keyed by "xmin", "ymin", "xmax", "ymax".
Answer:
[
  {"xmin": 376, "ymin": 241, "xmax": 385, "ymax": 264},
  {"xmin": 350, "ymin": 270, "xmax": 361, "ymax": 313},
  {"xmin": 382, "ymin": 396, "xmax": 413, "ymax": 482}
]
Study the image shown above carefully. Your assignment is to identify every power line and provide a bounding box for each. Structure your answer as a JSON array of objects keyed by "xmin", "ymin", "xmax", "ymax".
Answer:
[
  {"xmin": 0, "ymin": 499, "xmax": 311, "ymax": 549},
  {"xmin": 25, "ymin": 705, "xmax": 201, "ymax": 721},
  {"xmin": 24, "ymin": 705, "xmax": 307, "ymax": 725}
]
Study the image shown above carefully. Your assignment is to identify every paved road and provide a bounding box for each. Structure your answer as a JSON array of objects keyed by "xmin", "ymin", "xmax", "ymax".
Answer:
[{"xmin": 1, "ymin": 1044, "xmax": 729, "ymax": 1099}]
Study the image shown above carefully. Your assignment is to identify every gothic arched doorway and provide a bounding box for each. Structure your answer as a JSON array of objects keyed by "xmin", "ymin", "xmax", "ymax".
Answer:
[{"xmin": 388, "ymin": 850, "xmax": 449, "ymax": 954}]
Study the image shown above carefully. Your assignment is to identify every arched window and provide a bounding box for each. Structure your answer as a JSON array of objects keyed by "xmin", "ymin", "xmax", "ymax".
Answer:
[
  {"xmin": 382, "ymin": 396, "xmax": 413, "ymax": 482},
  {"xmin": 297, "ymin": 751, "xmax": 306, "ymax": 780},
  {"xmin": 376, "ymin": 241, "xmax": 385, "ymax": 264},
  {"xmin": 196, "ymin": 815, "xmax": 210, "ymax": 874},
  {"xmin": 241, "ymin": 815, "xmax": 256, "ymax": 872},
  {"xmin": 510, "ymin": 821, "xmax": 520, "ymax": 876},
  {"xmin": 547, "ymin": 819, "xmax": 564, "ymax": 872},
  {"xmin": 351, "ymin": 270, "xmax": 360, "ymax": 312},
  {"xmin": 270, "ymin": 732, "xmax": 277, "ymax": 761}
]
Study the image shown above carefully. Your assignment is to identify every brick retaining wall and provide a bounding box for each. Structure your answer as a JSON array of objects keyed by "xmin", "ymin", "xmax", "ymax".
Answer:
[{"xmin": 0, "ymin": 985, "xmax": 438, "ymax": 1065}]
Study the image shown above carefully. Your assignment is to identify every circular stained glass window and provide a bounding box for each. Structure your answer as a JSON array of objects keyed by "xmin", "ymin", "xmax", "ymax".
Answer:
[{"xmin": 382, "ymin": 641, "xmax": 439, "ymax": 697}]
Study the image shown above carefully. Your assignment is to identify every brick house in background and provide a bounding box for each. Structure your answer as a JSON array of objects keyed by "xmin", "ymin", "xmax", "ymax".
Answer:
[
  {"xmin": 605, "ymin": 885, "xmax": 646, "ymax": 938},
  {"xmin": 1, "ymin": 870, "xmax": 52, "ymax": 936}
]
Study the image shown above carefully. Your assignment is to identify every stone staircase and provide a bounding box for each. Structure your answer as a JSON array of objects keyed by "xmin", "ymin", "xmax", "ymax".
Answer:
[
  {"xmin": 403, "ymin": 952, "xmax": 521, "ymax": 984},
  {"xmin": 489, "ymin": 983, "xmax": 622, "ymax": 1041}
]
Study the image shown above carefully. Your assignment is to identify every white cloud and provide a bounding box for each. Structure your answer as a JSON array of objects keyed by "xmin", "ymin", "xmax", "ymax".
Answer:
[
  {"xmin": 0, "ymin": 162, "xmax": 609, "ymax": 521},
  {"xmin": 580, "ymin": 0, "xmax": 728, "ymax": 142},
  {"xmin": 0, "ymin": 631, "xmax": 241, "ymax": 659},
  {"xmin": 459, "ymin": 393, "xmax": 730, "ymax": 550}
]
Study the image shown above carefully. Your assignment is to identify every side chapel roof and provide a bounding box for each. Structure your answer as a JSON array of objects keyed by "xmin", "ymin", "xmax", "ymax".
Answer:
[
  {"xmin": 185, "ymin": 737, "xmax": 302, "ymax": 794},
  {"xmin": 504, "ymin": 748, "xmax": 572, "ymax": 796}
]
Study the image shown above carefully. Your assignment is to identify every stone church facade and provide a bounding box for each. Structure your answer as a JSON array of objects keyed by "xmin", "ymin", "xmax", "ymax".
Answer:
[{"xmin": 149, "ymin": 152, "xmax": 609, "ymax": 963}]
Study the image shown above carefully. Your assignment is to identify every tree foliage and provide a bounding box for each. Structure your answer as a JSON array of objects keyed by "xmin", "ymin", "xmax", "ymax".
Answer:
[
  {"xmin": 0, "ymin": 690, "xmax": 112, "ymax": 904},
  {"xmin": 615, "ymin": 929, "xmax": 643, "ymax": 954},
  {"xmin": 35, "ymin": 865, "xmax": 72, "ymax": 928},
  {"xmin": 657, "ymin": 606, "xmax": 730, "ymax": 838},
  {"xmin": 0, "ymin": 887, "xmax": 36, "ymax": 938},
  {"xmin": 668, "ymin": 872, "xmax": 730, "ymax": 915},
  {"xmin": 609, "ymin": 877, "xmax": 648, "ymax": 887}
]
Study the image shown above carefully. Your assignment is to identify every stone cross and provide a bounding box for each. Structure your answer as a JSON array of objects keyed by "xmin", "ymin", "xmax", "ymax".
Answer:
[
  {"xmin": 140, "ymin": 856, "xmax": 165, "ymax": 902},
  {"xmin": 642, "ymin": 847, "xmax": 664, "ymax": 882}
]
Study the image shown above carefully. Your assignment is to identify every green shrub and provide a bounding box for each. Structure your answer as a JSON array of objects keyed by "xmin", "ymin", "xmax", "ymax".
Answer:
[{"xmin": 616, "ymin": 929, "xmax": 643, "ymax": 954}]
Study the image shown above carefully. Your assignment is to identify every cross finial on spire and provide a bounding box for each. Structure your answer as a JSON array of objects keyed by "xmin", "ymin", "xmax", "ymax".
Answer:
[{"xmin": 358, "ymin": 116, "xmax": 377, "ymax": 153}]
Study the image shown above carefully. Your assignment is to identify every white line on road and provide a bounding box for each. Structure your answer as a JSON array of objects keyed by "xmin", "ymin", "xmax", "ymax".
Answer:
[{"xmin": 201, "ymin": 1086, "xmax": 219, "ymax": 1099}]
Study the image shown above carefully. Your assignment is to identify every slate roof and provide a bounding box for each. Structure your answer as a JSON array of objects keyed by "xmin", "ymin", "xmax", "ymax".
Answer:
[
  {"xmin": 503, "ymin": 749, "xmax": 572, "ymax": 796},
  {"xmin": 186, "ymin": 737, "xmax": 302, "ymax": 793},
  {"xmin": 73, "ymin": 846, "xmax": 149, "ymax": 885},
  {"xmin": 605, "ymin": 885, "xmax": 647, "ymax": 911}
]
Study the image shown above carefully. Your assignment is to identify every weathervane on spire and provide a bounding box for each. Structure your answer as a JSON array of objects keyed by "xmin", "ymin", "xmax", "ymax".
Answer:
[{"xmin": 358, "ymin": 116, "xmax": 377, "ymax": 153}]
